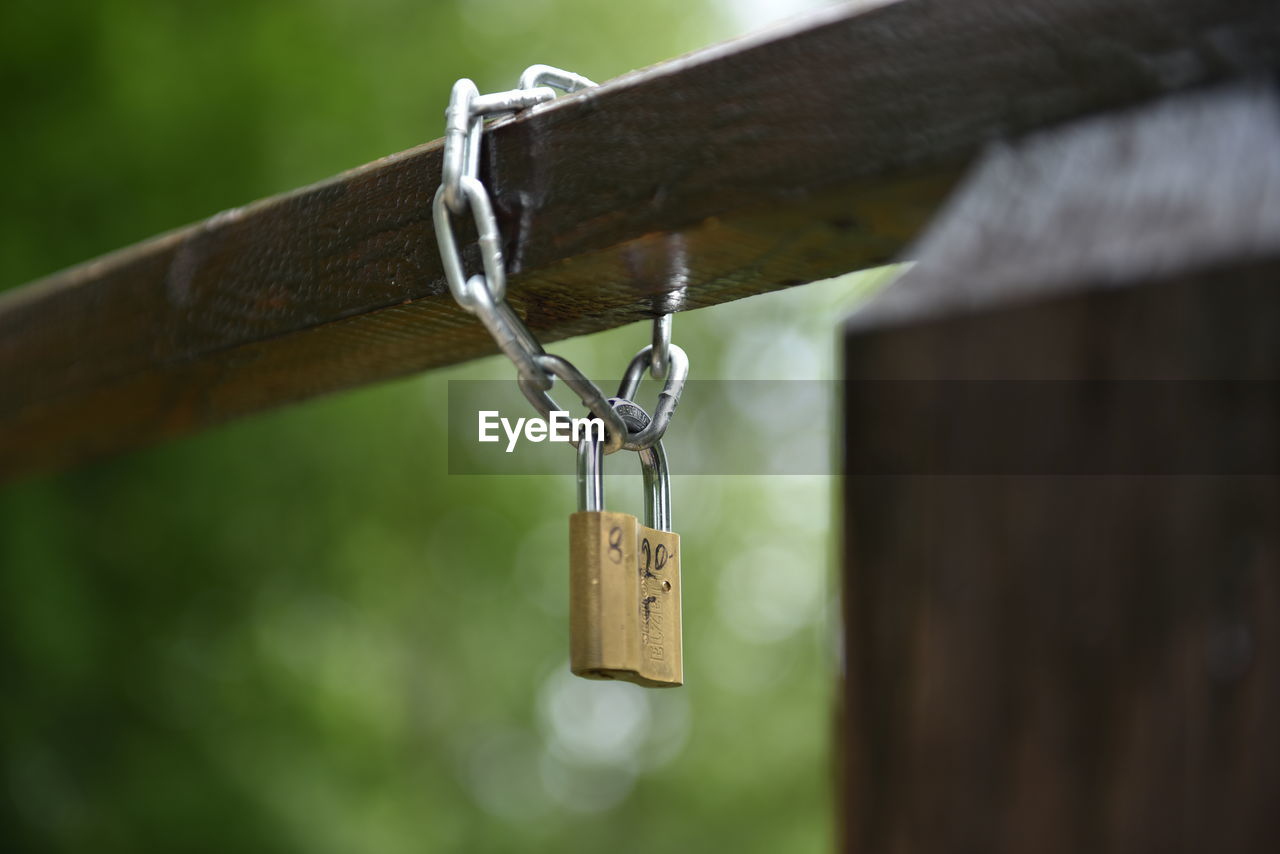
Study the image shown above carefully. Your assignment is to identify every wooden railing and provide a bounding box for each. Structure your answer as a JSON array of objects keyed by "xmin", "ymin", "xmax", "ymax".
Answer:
[{"xmin": 2, "ymin": 0, "xmax": 1276, "ymax": 480}]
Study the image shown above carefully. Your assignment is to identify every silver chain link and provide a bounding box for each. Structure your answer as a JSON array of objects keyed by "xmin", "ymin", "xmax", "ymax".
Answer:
[{"xmin": 433, "ymin": 65, "xmax": 687, "ymax": 453}]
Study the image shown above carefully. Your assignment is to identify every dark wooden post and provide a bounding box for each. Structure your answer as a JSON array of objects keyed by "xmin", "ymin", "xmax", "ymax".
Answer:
[{"xmin": 840, "ymin": 82, "xmax": 1280, "ymax": 853}]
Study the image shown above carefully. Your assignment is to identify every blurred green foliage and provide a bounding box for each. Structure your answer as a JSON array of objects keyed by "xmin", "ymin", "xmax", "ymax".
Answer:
[{"xmin": 0, "ymin": 1, "xmax": 885, "ymax": 851}]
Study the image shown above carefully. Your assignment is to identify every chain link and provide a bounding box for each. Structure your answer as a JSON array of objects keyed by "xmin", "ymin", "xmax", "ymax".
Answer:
[
  {"xmin": 432, "ymin": 177, "xmax": 507, "ymax": 309},
  {"xmin": 519, "ymin": 354, "xmax": 628, "ymax": 455},
  {"xmin": 433, "ymin": 65, "xmax": 686, "ymax": 452},
  {"xmin": 617, "ymin": 343, "xmax": 688, "ymax": 451}
]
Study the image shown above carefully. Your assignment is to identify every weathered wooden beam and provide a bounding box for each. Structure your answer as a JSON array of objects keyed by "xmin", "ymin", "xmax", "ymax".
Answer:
[
  {"xmin": 840, "ymin": 83, "xmax": 1280, "ymax": 853},
  {"xmin": 3, "ymin": 0, "xmax": 1278, "ymax": 480}
]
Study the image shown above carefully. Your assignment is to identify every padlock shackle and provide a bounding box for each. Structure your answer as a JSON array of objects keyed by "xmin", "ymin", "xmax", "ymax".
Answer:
[
  {"xmin": 639, "ymin": 441, "xmax": 671, "ymax": 532},
  {"xmin": 577, "ymin": 434, "xmax": 604, "ymax": 512},
  {"xmin": 576, "ymin": 434, "xmax": 672, "ymax": 532}
]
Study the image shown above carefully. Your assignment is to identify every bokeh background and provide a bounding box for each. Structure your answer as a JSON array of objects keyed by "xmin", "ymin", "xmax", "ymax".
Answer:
[{"xmin": 0, "ymin": 1, "xmax": 897, "ymax": 851}]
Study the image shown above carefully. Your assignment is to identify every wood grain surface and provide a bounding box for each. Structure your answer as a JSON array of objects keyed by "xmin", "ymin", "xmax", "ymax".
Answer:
[
  {"xmin": 840, "ymin": 83, "xmax": 1280, "ymax": 854},
  {"xmin": 3, "ymin": 0, "xmax": 1278, "ymax": 480}
]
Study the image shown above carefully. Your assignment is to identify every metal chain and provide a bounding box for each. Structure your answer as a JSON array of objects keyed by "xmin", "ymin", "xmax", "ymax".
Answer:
[{"xmin": 432, "ymin": 65, "xmax": 687, "ymax": 453}]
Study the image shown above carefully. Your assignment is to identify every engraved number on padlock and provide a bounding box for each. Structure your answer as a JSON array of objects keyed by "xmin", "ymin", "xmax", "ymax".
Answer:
[{"xmin": 569, "ymin": 431, "xmax": 682, "ymax": 687}]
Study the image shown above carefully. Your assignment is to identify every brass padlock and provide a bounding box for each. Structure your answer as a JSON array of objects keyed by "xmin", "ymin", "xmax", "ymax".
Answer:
[{"xmin": 569, "ymin": 432, "xmax": 682, "ymax": 687}]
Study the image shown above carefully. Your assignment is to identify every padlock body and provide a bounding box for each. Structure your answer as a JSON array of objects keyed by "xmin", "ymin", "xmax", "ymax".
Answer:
[
  {"xmin": 636, "ymin": 523, "xmax": 682, "ymax": 686},
  {"xmin": 570, "ymin": 510, "xmax": 641, "ymax": 681},
  {"xmin": 569, "ymin": 511, "xmax": 682, "ymax": 687}
]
